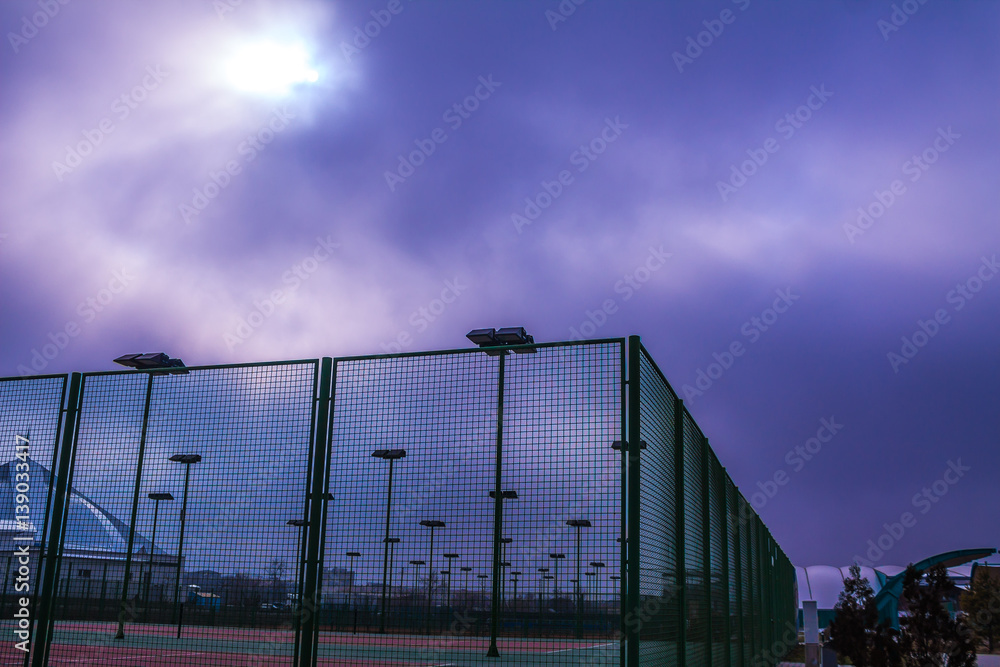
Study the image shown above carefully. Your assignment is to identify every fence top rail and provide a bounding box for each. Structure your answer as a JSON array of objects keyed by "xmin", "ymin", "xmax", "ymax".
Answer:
[
  {"xmin": 331, "ymin": 336, "xmax": 627, "ymax": 364},
  {"xmin": 0, "ymin": 358, "xmax": 323, "ymax": 382},
  {"xmin": 1, "ymin": 338, "xmax": 629, "ymax": 381},
  {"xmin": 0, "ymin": 372, "xmax": 70, "ymax": 383}
]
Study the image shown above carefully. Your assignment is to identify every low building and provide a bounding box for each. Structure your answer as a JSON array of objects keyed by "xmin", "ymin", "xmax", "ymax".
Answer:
[{"xmin": 1, "ymin": 456, "xmax": 179, "ymax": 604}]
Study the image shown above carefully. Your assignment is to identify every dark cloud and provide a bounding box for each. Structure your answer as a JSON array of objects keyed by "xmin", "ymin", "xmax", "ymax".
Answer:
[{"xmin": 1, "ymin": 0, "xmax": 998, "ymax": 567}]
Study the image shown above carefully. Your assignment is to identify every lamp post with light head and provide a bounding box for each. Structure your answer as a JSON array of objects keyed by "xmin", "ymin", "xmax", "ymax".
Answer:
[
  {"xmin": 467, "ymin": 327, "xmax": 535, "ymax": 657},
  {"xmin": 143, "ymin": 492, "xmax": 173, "ymax": 620},
  {"xmin": 346, "ymin": 551, "xmax": 361, "ymax": 633},
  {"xmin": 567, "ymin": 519, "xmax": 592, "ymax": 639},
  {"xmin": 169, "ymin": 453, "xmax": 202, "ymax": 638},
  {"xmin": 371, "ymin": 448, "xmax": 406, "ymax": 633},
  {"xmin": 111, "ymin": 352, "xmax": 186, "ymax": 640},
  {"xmin": 419, "ymin": 520, "xmax": 445, "ymax": 634}
]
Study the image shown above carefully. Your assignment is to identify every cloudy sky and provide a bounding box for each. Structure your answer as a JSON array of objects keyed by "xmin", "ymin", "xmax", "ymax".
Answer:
[{"xmin": 1, "ymin": 1, "xmax": 998, "ymax": 569}]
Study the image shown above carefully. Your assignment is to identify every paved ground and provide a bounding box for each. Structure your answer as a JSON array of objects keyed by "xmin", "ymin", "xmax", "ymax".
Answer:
[{"xmin": 778, "ymin": 657, "xmax": 1000, "ymax": 667}]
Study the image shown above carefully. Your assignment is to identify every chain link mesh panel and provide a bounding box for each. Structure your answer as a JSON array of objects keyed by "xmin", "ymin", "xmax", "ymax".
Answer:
[
  {"xmin": 635, "ymin": 350, "xmax": 679, "ymax": 664},
  {"xmin": 0, "ymin": 375, "xmax": 68, "ymax": 667},
  {"xmin": 708, "ymin": 450, "xmax": 727, "ymax": 667},
  {"xmin": 39, "ymin": 362, "xmax": 318, "ymax": 667},
  {"xmin": 634, "ymin": 343, "xmax": 796, "ymax": 666},
  {"xmin": 321, "ymin": 341, "xmax": 623, "ymax": 666}
]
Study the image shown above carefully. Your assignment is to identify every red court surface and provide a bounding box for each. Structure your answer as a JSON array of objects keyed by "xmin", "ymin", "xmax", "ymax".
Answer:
[
  {"xmin": 1, "ymin": 623, "xmax": 619, "ymax": 666},
  {"xmin": 9, "ymin": 620, "xmax": 607, "ymax": 651},
  {"xmin": 1, "ymin": 643, "xmax": 412, "ymax": 667}
]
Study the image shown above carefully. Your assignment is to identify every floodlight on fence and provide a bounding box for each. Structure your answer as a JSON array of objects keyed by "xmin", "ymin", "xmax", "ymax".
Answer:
[
  {"xmin": 466, "ymin": 326, "xmax": 536, "ymax": 354},
  {"xmin": 611, "ymin": 440, "xmax": 647, "ymax": 451},
  {"xmin": 371, "ymin": 449, "xmax": 407, "ymax": 460},
  {"xmin": 494, "ymin": 327, "xmax": 530, "ymax": 344},
  {"xmin": 466, "ymin": 328, "xmax": 498, "ymax": 346},
  {"xmin": 113, "ymin": 352, "xmax": 188, "ymax": 373}
]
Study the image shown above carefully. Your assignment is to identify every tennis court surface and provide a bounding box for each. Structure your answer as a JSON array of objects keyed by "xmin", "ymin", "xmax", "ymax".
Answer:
[{"xmin": 2, "ymin": 621, "xmax": 623, "ymax": 665}]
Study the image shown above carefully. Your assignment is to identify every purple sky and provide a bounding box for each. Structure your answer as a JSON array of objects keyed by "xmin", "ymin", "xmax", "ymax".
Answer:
[{"xmin": 1, "ymin": 0, "xmax": 998, "ymax": 569}]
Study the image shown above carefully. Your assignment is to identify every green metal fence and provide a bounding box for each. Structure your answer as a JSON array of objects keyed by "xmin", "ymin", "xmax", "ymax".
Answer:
[
  {"xmin": 0, "ymin": 374, "xmax": 70, "ymax": 667},
  {"xmin": 627, "ymin": 337, "xmax": 797, "ymax": 667},
  {"xmin": 0, "ymin": 336, "xmax": 795, "ymax": 666},
  {"xmin": 312, "ymin": 340, "xmax": 625, "ymax": 665}
]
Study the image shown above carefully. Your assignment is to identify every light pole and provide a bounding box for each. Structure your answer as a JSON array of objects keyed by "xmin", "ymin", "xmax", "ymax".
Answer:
[
  {"xmin": 409, "ymin": 559, "xmax": 425, "ymax": 631},
  {"xmin": 287, "ymin": 519, "xmax": 308, "ymax": 667},
  {"xmin": 408, "ymin": 559, "xmax": 425, "ymax": 592},
  {"xmin": 501, "ymin": 557, "xmax": 512, "ymax": 612},
  {"xmin": 371, "ymin": 448, "xmax": 406, "ymax": 633},
  {"xmin": 169, "ymin": 453, "xmax": 202, "ymax": 639},
  {"xmin": 443, "ymin": 554, "xmax": 459, "ymax": 609},
  {"xmin": 498, "ymin": 531, "xmax": 514, "ymax": 614},
  {"xmin": 590, "ymin": 562, "xmax": 606, "ymax": 621},
  {"xmin": 542, "ymin": 575, "xmax": 554, "ymax": 617},
  {"xmin": 467, "ymin": 327, "xmax": 534, "ymax": 659},
  {"xmin": 419, "ymin": 520, "xmax": 445, "ymax": 635},
  {"xmin": 287, "ymin": 520, "xmax": 308, "ymax": 622},
  {"xmin": 384, "ymin": 537, "xmax": 400, "ymax": 631},
  {"xmin": 510, "ymin": 571, "xmax": 521, "ymax": 621},
  {"xmin": 440, "ymin": 570, "xmax": 452, "ymax": 617},
  {"xmin": 478, "ymin": 574, "xmax": 489, "ymax": 604},
  {"xmin": 566, "ymin": 519, "xmax": 592, "ymax": 638},
  {"xmin": 538, "ymin": 568, "xmax": 550, "ymax": 617},
  {"xmin": 460, "ymin": 566, "xmax": 472, "ymax": 609},
  {"xmin": 112, "ymin": 352, "xmax": 185, "ymax": 640},
  {"xmin": 346, "ymin": 551, "xmax": 360, "ymax": 633},
  {"xmin": 144, "ymin": 492, "xmax": 173, "ymax": 620},
  {"xmin": 585, "ymin": 572, "xmax": 595, "ymax": 617},
  {"xmin": 549, "ymin": 553, "xmax": 565, "ymax": 602}
]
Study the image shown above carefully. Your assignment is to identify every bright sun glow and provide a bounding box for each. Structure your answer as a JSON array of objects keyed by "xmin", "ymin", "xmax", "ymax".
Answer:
[{"xmin": 226, "ymin": 41, "xmax": 319, "ymax": 95}]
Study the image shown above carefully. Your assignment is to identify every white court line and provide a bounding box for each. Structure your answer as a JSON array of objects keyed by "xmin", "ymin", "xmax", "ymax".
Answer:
[
  {"xmin": 545, "ymin": 641, "xmax": 617, "ymax": 654},
  {"xmin": 55, "ymin": 651, "xmax": 207, "ymax": 663}
]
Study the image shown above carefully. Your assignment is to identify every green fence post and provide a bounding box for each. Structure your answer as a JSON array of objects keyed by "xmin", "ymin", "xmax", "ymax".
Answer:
[
  {"xmin": 701, "ymin": 437, "xmax": 712, "ymax": 667},
  {"xmin": 487, "ymin": 351, "xmax": 506, "ymax": 658},
  {"xmin": 298, "ymin": 357, "xmax": 333, "ymax": 667},
  {"xmin": 766, "ymin": 535, "xmax": 771, "ymax": 666},
  {"xmin": 754, "ymin": 517, "xmax": 763, "ymax": 664},
  {"xmin": 752, "ymin": 511, "xmax": 759, "ymax": 662},
  {"xmin": 768, "ymin": 536, "xmax": 775, "ymax": 663},
  {"xmin": 619, "ymin": 339, "xmax": 628, "ymax": 667},
  {"xmin": 31, "ymin": 372, "xmax": 82, "ymax": 667},
  {"xmin": 718, "ymin": 462, "xmax": 731, "ymax": 667},
  {"xmin": 673, "ymin": 398, "xmax": 686, "ymax": 667},
  {"xmin": 732, "ymin": 482, "xmax": 744, "ymax": 667},
  {"xmin": 626, "ymin": 336, "xmax": 641, "ymax": 667}
]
